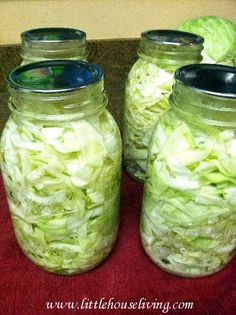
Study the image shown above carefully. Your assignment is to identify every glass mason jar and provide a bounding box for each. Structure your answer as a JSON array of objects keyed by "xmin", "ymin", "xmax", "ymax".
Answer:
[
  {"xmin": 123, "ymin": 30, "xmax": 203, "ymax": 181},
  {"xmin": 141, "ymin": 64, "xmax": 236, "ymax": 278},
  {"xmin": 0, "ymin": 60, "xmax": 121, "ymax": 275},
  {"xmin": 21, "ymin": 27, "xmax": 88, "ymax": 65}
]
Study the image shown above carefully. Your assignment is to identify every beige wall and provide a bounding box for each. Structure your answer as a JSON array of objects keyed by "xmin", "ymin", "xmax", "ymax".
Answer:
[{"xmin": 0, "ymin": 0, "xmax": 236, "ymax": 44}]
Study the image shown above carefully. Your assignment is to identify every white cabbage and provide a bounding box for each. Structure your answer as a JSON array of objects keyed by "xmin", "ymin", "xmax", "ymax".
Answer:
[
  {"xmin": 141, "ymin": 110, "xmax": 236, "ymax": 277},
  {"xmin": 0, "ymin": 110, "xmax": 121, "ymax": 274},
  {"xmin": 123, "ymin": 59, "xmax": 174, "ymax": 181}
]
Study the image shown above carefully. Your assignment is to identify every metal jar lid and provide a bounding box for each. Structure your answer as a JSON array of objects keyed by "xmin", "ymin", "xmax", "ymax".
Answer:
[
  {"xmin": 7, "ymin": 60, "xmax": 103, "ymax": 93},
  {"xmin": 21, "ymin": 28, "xmax": 88, "ymax": 60},
  {"xmin": 175, "ymin": 64, "xmax": 236, "ymax": 98},
  {"xmin": 141, "ymin": 29, "xmax": 204, "ymax": 47},
  {"xmin": 21, "ymin": 27, "xmax": 86, "ymax": 43}
]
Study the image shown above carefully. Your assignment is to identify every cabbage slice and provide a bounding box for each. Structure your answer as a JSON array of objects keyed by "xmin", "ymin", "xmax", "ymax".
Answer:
[
  {"xmin": 141, "ymin": 111, "xmax": 236, "ymax": 277},
  {"xmin": 123, "ymin": 59, "xmax": 173, "ymax": 181},
  {"xmin": 0, "ymin": 110, "xmax": 121, "ymax": 274}
]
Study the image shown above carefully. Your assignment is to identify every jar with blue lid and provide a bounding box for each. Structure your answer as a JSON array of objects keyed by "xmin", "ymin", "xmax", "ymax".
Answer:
[
  {"xmin": 21, "ymin": 27, "xmax": 88, "ymax": 65},
  {"xmin": 141, "ymin": 64, "xmax": 236, "ymax": 277},
  {"xmin": 0, "ymin": 60, "xmax": 121, "ymax": 275},
  {"xmin": 123, "ymin": 30, "xmax": 203, "ymax": 182}
]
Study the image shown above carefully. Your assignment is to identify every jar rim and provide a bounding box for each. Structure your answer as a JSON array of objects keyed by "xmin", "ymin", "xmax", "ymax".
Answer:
[
  {"xmin": 175, "ymin": 64, "xmax": 236, "ymax": 99},
  {"xmin": 141, "ymin": 29, "xmax": 204, "ymax": 47},
  {"xmin": 21, "ymin": 27, "xmax": 86, "ymax": 43},
  {"xmin": 7, "ymin": 60, "xmax": 103, "ymax": 94}
]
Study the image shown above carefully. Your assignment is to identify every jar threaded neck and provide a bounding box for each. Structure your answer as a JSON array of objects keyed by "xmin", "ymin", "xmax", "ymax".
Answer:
[
  {"xmin": 138, "ymin": 29, "xmax": 203, "ymax": 64},
  {"xmin": 7, "ymin": 60, "xmax": 107, "ymax": 121},
  {"xmin": 170, "ymin": 64, "xmax": 236, "ymax": 127},
  {"xmin": 21, "ymin": 28, "xmax": 88, "ymax": 62}
]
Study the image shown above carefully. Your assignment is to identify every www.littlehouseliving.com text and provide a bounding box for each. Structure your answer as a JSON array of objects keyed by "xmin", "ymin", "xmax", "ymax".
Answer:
[{"xmin": 45, "ymin": 298, "xmax": 194, "ymax": 313}]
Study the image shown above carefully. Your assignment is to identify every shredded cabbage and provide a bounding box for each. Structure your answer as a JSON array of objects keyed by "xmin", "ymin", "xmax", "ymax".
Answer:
[
  {"xmin": 141, "ymin": 110, "xmax": 236, "ymax": 277},
  {"xmin": 123, "ymin": 59, "xmax": 173, "ymax": 181},
  {"xmin": 178, "ymin": 16, "xmax": 236, "ymax": 66},
  {"xmin": 0, "ymin": 110, "xmax": 121, "ymax": 274}
]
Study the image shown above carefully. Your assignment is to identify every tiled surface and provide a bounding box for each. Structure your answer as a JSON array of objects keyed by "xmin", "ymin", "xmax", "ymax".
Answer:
[{"xmin": 0, "ymin": 39, "xmax": 138, "ymax": 132}]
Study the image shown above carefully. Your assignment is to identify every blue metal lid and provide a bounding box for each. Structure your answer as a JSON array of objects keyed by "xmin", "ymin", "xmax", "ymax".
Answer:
[
  {"xmin": 8, "ymin": 60, "xmax": 103, "ymax": 93},
  {"xmin": 21, "ymin": 27, "xmax": 86, "ymax": 43},
  {"xmin": 175, "ymin": 64, "xmax": 236, "ymax": 98}
]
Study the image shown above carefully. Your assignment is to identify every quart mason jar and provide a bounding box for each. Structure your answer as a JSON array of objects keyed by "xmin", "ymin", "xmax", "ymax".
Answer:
[
  {"xmin": 141, "ymin": 64, "xmax": 236, "ymax": 277},
  {"xmin": 123, "ymin": 30, "xmax": 203, "ymax": 181},
  {"xmin": 21, "ymin": 27, "xmax": 88, "ymax": 65},
  {"xmin": 0, "ymin": 61, "xmax": 121, "ymax": 275}
]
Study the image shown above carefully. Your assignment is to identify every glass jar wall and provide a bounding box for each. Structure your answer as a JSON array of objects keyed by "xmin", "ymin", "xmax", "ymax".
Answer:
[
  {"xmin": 141, "ymin": 64, "xmax": 236, "ymax": 277},
  {"xmin": 21, "ymin": 27, "xmax": 88, "ymax": 65},
  {"xmin": 123, "ymin": 30, "xmax": 203, "ymax": 181},
  {"xmin": 0, "ymin": 61, "xmax": 121, "ymax": 275}
]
